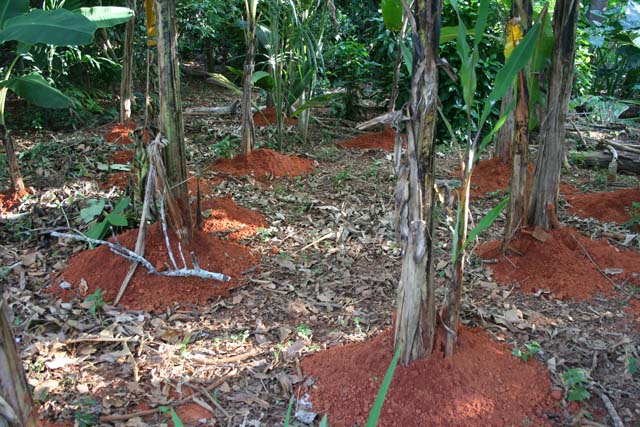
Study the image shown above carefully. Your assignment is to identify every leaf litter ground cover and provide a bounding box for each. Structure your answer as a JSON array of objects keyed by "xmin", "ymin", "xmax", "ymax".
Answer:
[{"xmin": 1, "ymin": 80, "xmax": 639, "ymax": 426}]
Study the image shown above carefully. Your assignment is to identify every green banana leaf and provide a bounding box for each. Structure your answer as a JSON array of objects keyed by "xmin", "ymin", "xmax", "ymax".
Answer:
[
  {"xmin": 76, "ymin": 6, "xmax": 134, "ymax": 29},
  {"xmin": 0, "ymin": 0, "xmax": 27, "ymax": 29},
  {"xmin": 0, "ymin": 9, "xmax": 97, "ymax": 46},
  {"xmin": 381, "ymin": 0, "xmax": 403, "ymax": 32},
  {"xmin": 0, "ymin": 73, "xmax": 71, "ymax": 108}
]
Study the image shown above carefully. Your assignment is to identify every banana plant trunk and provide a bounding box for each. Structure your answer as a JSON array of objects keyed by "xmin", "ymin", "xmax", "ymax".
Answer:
[
  {"xmin": 503, "ymin": 1, "xmax": 532, "ymax": 247},
  {"xmin": 493, "ymin": 86, "xmax": 514, "ymax": 162},
  {"xmin": 394, "ymin": 0, "xmax": 440, "ymax": 366},
  {"xmin": 503, "ymin": 71, "xmax": 530, "ymax": 246},
  {"xmin": 528, "ymin": 0, "xmax": 579, "ymax": 230},
  {"xmin": 0, "ymin": 301, "xmax": 38, "ymax": 427},
  {"xmin": 0, "ymin": 125, "xmax": 25, "ymax": 193},
  {"xmin": 155, "ymin": 0, "xmax": 193, "ymax": 242},
  {"xmin": 120, "ymin": 0, "xmax": 136, "ymax": 124},
  {"xmin": 241, "ymin": 6, "xmax": 257, "ymax": 155}
]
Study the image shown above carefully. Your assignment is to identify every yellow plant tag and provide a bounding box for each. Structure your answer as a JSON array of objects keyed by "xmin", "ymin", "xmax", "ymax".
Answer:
[
  {"xmin": 145, "ymin": 0, "xmax": 156, "ymax": 47},
  {"xmin": 504, "ymin": 18, "xmax": 524, "ymax": 59}
]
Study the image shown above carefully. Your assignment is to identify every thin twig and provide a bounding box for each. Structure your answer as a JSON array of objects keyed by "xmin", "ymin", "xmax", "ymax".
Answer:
[
  {"xmin": 596, "ymin": 389, "xmax": 625, "ymax": 427},
  {"xmin": 570, "ymin": 234, "xmax": 619, "ymax": 289}
]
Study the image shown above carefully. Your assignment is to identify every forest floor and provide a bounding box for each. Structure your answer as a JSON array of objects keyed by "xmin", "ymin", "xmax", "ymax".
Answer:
[{"xmin": 1, "ymin": 76, "xmax": 639, "ymax": 427}]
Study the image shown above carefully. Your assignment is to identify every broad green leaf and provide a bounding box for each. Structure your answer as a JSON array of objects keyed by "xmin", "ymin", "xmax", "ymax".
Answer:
[
  {"xmin": 292, "ymin": 93, "xmax": 340, "ymax": 117},
  {"xmin": 0, "ymin": 9, "xmax": 97, "ymax": 46},
  {"xmin": 567, "ymin": 387, "xmax": 590, "ymax": 402},
  {"xmin": 461, "ymin": 197, "xmax": 509, "ymax": 254},
  {"xmin": 0, "ymin": 73, "xmax": 71, "ymax": 108},
  {"xmin": 0, "ymin": 0, "xmax": 27, "ymax": 30},
  {"xmin": 85, "ymin": 220, "xmax": 108, "ymax": 241},
  {"xmin": 112, "ymin": 197, "xmax": 130, "ymax": 215},
  {"xmin": 381, "ymin": 0, "xmax": 403, "ymax": 32},
  {"xmin": 252, "ymin": 70, "xmax": 271, "ymax": 85},
  {"xmin": 366, "ymin": 345, "xmax": 401, "ymax": 427},
  {"xmin": 400, "ymin": 39, "xmax": 412, "ymax": 75},
  {"xmin": 440, "ymin": 26, "xmax": 475, "ymax": 44},
  {"xmin": 76, "ymin": 6, "xmax": 134, "ymax": 29},
  {"xmin": 207, "ymin": 73, "xmax": 242, "ymax": 95},
  {"xmin": 80, "ymin": 199, "xmax": 106, "ymax": 223},
  {"xmin": 106, "ymin": 212, "xmax": 128, "ymax": 227}
]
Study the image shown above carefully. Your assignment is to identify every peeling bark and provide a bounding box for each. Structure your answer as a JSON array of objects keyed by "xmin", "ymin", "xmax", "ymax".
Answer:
[
  {"xmin": 0, "ymin": 301, "xmax": 37, "ymax": 427},
  {"xmin": 155, "ymin": 0, "xmax": 193, "ymax": 243},
  {"xmin": 394, "ymin": 0, "xmax": 440, "ymax": 366},
  {"xmin": 0, "ymin": 125, "xmax": 25, "ymax": 193}
]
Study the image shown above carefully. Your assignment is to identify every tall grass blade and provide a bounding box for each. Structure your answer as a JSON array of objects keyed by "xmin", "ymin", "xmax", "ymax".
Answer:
[{"xmin": 365, "ymin": 345, "xmax": 401, "ymax": 427}]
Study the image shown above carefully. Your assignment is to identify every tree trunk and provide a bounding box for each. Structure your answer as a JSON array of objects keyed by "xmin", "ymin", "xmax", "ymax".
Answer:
[
  {"xmin": 0, "ymin": 300, "xmax": 38, "ymax": 427},
  {"xmin": 504, "ymin": 1, "xmax": 532, "ymax": 246},
  {"xmin": 504, "ymin": 71, "xmax": 530, "ymax": 246},
  {"xmin": 241, "ymin": 3, "xmax": 257, "ymax": 155},
  {"xmin": 0, "ymin": 125, "xmax": 25, "ymax": 193},
  {"xmin": 205, "ymin": 38, "xmax": 216, "ymax": 73},
  {"xmin": 528, "ymin": 0, "xmax": 579, "ymax": 230},
  {"xmin": 120, "ymin": 0, "xmax": 136, "ymax": 124},
  {"xmin": 394, "ymin": 0, "xmax": 440, "ymax": 366},
  {"xmin": 155, "ymin": 0, "xmax": 193, "ymax": 242},
  {"xmin": 493, "ymin": 86, "xmax": 514, "ymax": 162}
]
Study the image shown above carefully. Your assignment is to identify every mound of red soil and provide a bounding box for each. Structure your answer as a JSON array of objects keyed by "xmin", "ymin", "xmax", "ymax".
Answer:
[
  {"xmin": 212, "ymin": 149, "xmax": 313, "ymax": 180},
  {"xmin": 99, "ymin": 172, "xmax": 130, "ymax": 190},
  {"xmin": 108, "ymin": 149, "xmax": 134, "ymax": 164},
  {"xmin": 200, "ymin": 197, "xmax": 267, "ymax": 241},
  {"xmin": 0, "ymin": 188, "xmax": 29, "ymax": 215},
  {"xmin": 453, "ymin": 158, "xmax": 535, "ymax": 198},
  {"xmin": 104, "ymin": 122, "xmax": 136, "ymax": 145},
  {"xmin": 52, "ymin": 222, "xmax": 258, "ymax": 311},
  {"xmin": 565, "ymin": 188, "xmax": 640, "ymax": 224},
  {"xmin": 478, "ymin": 228, "xmax": 640, "ymax": 300},
  {"xmin": 301, "ymin": 327, "xmax": 553, "ymax": 427},
  {"xmin": 253, "ymin": 106, "xmax": 298, "ymax": 127},
  {"xmin": 336, "ymin": 127, "xmax": 396, "ymax": 152}
]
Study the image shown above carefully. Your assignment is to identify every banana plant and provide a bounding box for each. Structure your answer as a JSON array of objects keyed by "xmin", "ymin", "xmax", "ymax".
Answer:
[{"xmin": 0, "ymin": 0, "xmax": 133, "ymax": 192}]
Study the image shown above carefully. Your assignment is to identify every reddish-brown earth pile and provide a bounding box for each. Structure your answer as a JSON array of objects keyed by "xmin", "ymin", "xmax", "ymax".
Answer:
[
  {"xmin": 199, "ymin": 197, "xmax": 267, "ymax": 241},
  {"xmin": 453, "ymin": 158, "xmax": 535, "ymax": 198},
  {"xmin": 212, "ymin": 148, "xmax": 313, "ymax": 180},
  {"xmin": 565, "ymin": 188, "xmax": 640, "ymax": 224},
  {"xmin": 253, "ymin": 106, "xmax": 298, "ymax": 127},
  {"xmin": 104, "ymin": 122, "xmax": 136, "ymax": 145},
  {"xmin": 99, "ymin": 172, "xmax": 130, "ymax": 190},
  {"xmin": 0, "ymin": 188, "xmax": 29, "ymax": 215},
  {"xmin": 478, "ymin": 228, "xmax": 640, "ymax": 300},
  {"xmin": 52, "ymin": 222, "xmax": 258, "ymax": 311},
  {"xmin": 301, "ymin": 327, "xmax": 553, "ymax": 427},
  {"xmin": 336, "ymin": 127, "xmax": 396, "ymax": 151},
  {"xmin": 108, "ymin": 149, "xmax": 134, "ymax": 164}
]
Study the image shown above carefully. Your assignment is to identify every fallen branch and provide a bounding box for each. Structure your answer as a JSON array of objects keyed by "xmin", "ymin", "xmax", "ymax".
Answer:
[
  {"xmin": 51, "ymin": 231, "xmax": 230, "ymax": 282},
  {"xmin": 596, "ymin": 389, "xmax": 625, "ymax": 427}
]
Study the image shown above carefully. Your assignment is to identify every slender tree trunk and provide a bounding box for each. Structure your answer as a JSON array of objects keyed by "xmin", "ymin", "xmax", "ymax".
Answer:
[
  {"xmin": 120, "ymin": 0, "xmax": 136, "ymax": 124},
  {"xmin": 528, "ymin": 0, "xmax": 579, "ymax": 230},
  {"xmin": 0, "ymin": 300, "xmax": 38, "ymax": 427},
  {"xmin": 155, "ymin": 0, "xmax": 193, "ymax": 242},
  {"xmin": 504, "ymin": 71, "xmax": 530, "ymax": 245},
  {"xmin": 241, "ymin": 1, "xmax": 257, "ymax": 155},
  {"xmin": 503, "ymin": 1, "xmax": 532, "ymax": 246},
  {"xmin": 0, "ymin": 125, "xmax": 25, "ymax": 193},
  {"xmin": 394, "ymin": 0, "xmax": 440, "ymax": 366},
  {"xmin": 205, "ymin": 38, "xmax": 216, "ymax": 72},
  {"xmin": 493, "ymin": 86, "xmax": 514, "ymax": 162}
]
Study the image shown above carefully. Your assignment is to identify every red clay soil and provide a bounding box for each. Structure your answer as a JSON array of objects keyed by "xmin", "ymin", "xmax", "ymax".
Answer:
[
  {"xmin": 108, "ymin": 149, "xmax": 134, "ymax": 164},
  {"xmin": 212, "ymin": 148, "xmax": 314, "ymax": 180},
  {"xmin": 478, "ymin": 228, "xmax": 640, "ymax": 300},
  {"xmin": 453, "ymin": 158, "xmax": 535, "ymax": 198},
  {"xmin": 99, "ymin": 171, "xmax": 131, "ymax": 190},
  {"xmin": 301, "ymin": 327, "xmax": 554, "ymax": 427},
  {"xmin": 565, "ymin": 188, "xmax": 640, "ymax": 224},
  {"xmin": 104, "ymin": 122, "xmax": 136, "ymax": 145},
  {"xmin": 336, "ymin": 127, "xmax": 397, "ymax": 152},
  {"xmin": 52, "ymin": 222, "xmax": 258, "ymax": 311},
  {"xmin": 199, "ymin": 197, "xmax": 268, "ymax": 241},
  {"xmin": 253, "ymin": 106, "xmax": 298, "ymax": 127},
  {"xmin": 0, "ymin": 188, "xmax": 29, "ymax": 215}
]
